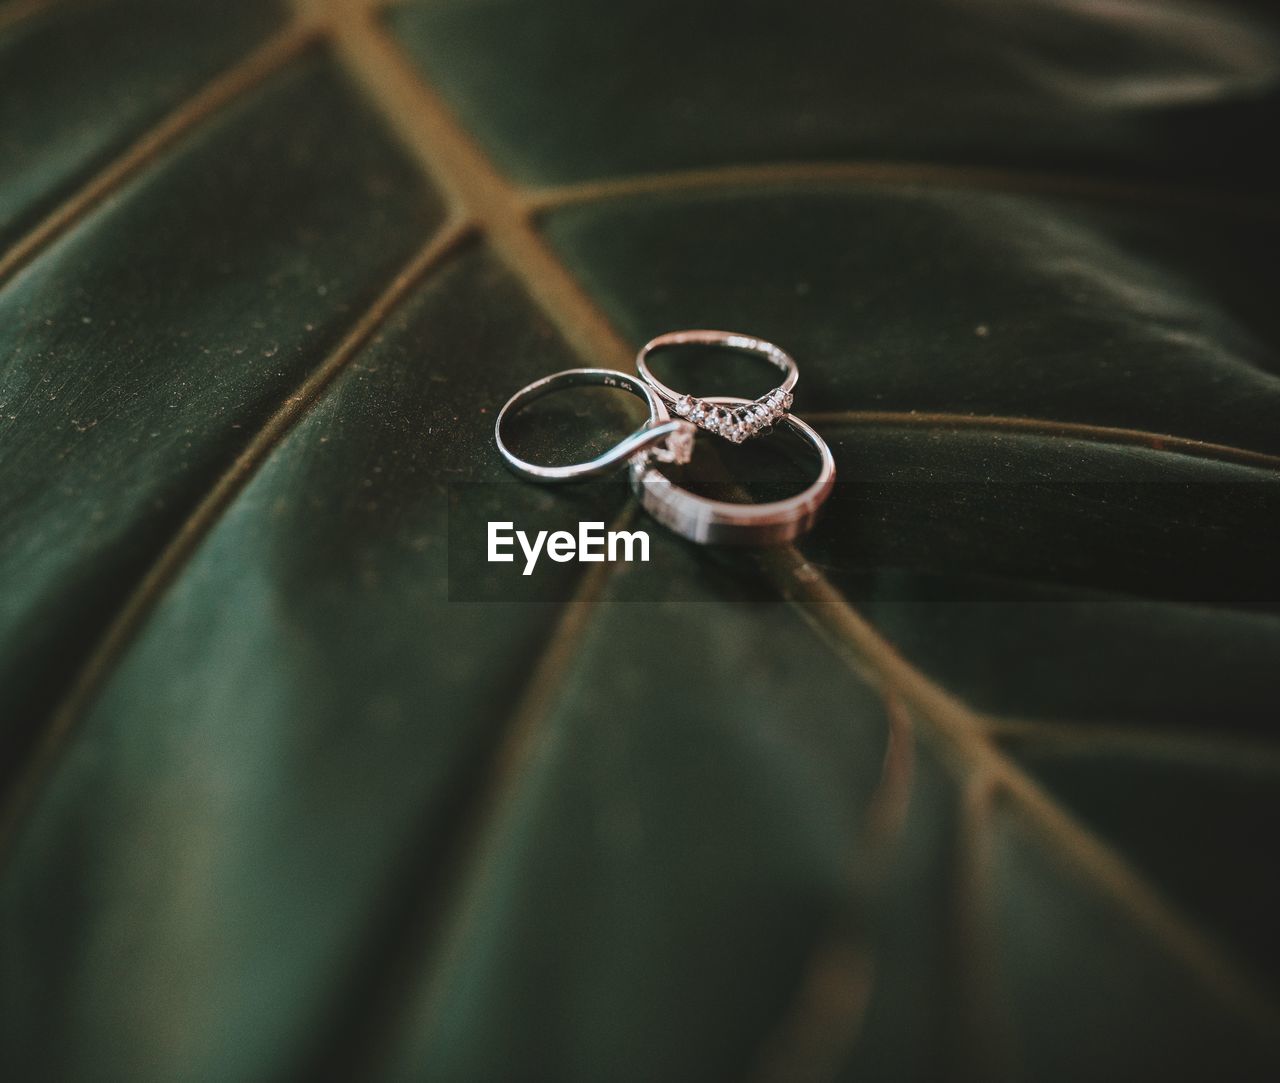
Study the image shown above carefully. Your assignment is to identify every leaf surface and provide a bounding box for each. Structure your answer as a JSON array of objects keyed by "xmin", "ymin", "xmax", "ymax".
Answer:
[{"xmin": 1, "ymin": 1, "xmax": 1278, "ymax": 1079}]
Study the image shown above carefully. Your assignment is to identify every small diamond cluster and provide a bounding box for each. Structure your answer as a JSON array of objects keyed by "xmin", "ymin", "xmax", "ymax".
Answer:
[
  {"xmin": 672, "ymin": 388, "xmax": 794, "ymax": 444},
  {"xmin": 652, "ymin": 423, "xmax": 695, "ymax": 465}
]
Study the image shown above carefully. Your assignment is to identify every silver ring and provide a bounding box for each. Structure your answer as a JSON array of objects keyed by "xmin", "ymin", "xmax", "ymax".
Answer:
[
  {"xmin": 495, "ymin": 368, "xmax": 694, "ymax": 483},
  {"xmin": 629, "ymin": 396, "xmax": 835, "ymax": 545},
  {"xmin": 636, "ymin": 330, "xmax": 799, "ymax": 444}
]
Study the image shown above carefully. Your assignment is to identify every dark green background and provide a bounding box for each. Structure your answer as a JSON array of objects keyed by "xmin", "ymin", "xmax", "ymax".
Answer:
[{"xmin": 2, "ymin": 0, "xmax": 1279, "ymax": 1079}]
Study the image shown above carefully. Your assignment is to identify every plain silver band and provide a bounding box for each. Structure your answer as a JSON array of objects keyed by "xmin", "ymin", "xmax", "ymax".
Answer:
[
  {"xmin": 629, "ymin": 396, "xmax": 836, "ymax": 545},
  {"xmin": 495, "ymin": 368, "xmax": 686, "ymax": 483},
  {"xmin": 636, "ymin": 329, "xmax": 800, "ymax": 405}
]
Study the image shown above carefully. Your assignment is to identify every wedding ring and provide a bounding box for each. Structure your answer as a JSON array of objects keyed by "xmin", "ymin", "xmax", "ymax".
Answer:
[
  {"xmin": 628, "ymin": 396, "xmax": 835, "ymax": 545},
  {"xmin": 495, "ymin": 368, "xmax": 694, "ymax": 483},
  {"xmin": 636, "ymin": 330, "xmax": 799, "ymax": 444}
]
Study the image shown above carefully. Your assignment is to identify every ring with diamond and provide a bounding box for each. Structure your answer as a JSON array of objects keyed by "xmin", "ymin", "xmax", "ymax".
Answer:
[
  {"xmin": 636, "ymin": 330, "xmax": 799, "ymax": 444},
  {"xmin": 495, "ymin": 368, "xmax": 695, "ymax": 483},
  {"xmin": 628, "ymin": 396, "xmax": 835, "ymax": 544}
]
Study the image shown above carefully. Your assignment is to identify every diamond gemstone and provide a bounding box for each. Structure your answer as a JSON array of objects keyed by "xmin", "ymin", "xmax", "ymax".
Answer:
[{"xmin": 666, "ymin": 425, "xmax": 694, "ymax": 463}]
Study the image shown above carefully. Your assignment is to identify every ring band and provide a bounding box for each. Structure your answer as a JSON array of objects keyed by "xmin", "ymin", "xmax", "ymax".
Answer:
[
  {"xmin": 628, "ymin": 396, "xmax": 835, "ymax": 545},
  {"xmin": 495, "ymin": 368, "xmax": 694, "ymax": 483},
  {"xmin": 636, "ymin": 330, "xmax": 799, "ymax": 444}
]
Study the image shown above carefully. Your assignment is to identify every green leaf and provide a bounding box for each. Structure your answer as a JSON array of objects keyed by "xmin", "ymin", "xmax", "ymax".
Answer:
[
  {"xmin": 1, "ymin": 0, "xmax": 1278, "ymax": 1079},
  {"xmin": 0, "ymin": 0, "xmax": 290, "ymax": 249},
  {"xmin": 0, "ymin": 48, "xmax": 445, "ymax": 755}
]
